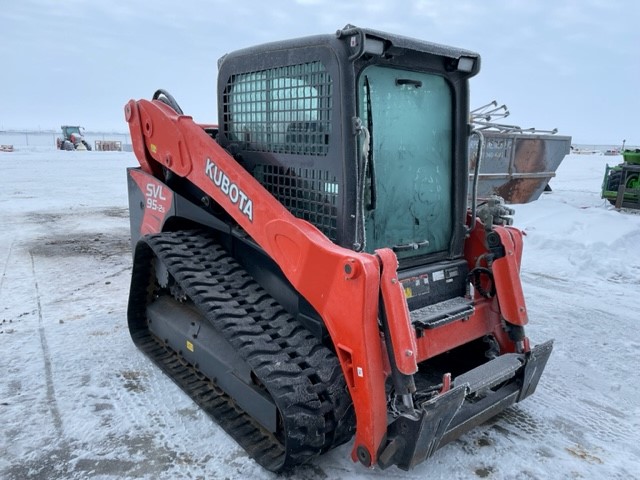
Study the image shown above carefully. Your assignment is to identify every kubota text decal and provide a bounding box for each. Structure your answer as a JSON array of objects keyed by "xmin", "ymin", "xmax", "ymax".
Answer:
[{"xmin": 205, "ymin": 158, "xmax": 253, "ymax": 222}]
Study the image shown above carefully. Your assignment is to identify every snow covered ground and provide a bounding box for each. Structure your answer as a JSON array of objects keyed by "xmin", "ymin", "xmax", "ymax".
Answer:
[{"xmin": 0, "ymin": 149, "xmax": 638, "ymax": 479}]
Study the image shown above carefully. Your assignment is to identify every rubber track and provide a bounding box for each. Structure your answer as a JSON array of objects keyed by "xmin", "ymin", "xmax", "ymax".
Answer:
[{"xmin": 127, "ymin": 230, "xmax": 355, "ymax": 471}]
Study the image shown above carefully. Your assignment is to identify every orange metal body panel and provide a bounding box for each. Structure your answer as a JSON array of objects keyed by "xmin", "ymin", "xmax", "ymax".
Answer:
[
  {"xmin": 492, "ymin": 227, "xmax": 528, "ymax": 326},
  {"xmin": 463, "ymin": 218, "xmax": 528, "ymax": 353},
  {"xmin": 415, "ymin": 299, "xmax": 515, "ymax": 361},
  {"xmin": 376, "ymin": 248, "xmax": 418, "ymax": 375},
  {"xmin": 130, "ymin": 170, "xmax": 174, "ymax": 235},
  {"xmin": 465, "ymin": 221, "xmax": 528, "ymax": 327}
]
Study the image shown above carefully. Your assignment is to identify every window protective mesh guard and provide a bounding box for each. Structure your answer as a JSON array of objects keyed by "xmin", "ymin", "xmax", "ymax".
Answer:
[
  {"xmin": 223, "ymin": 62, "xmax": 332, "ymax": 155},
  {"xmin": 254, "ymin": 165, "xmax": 338, "ymax": 241}
]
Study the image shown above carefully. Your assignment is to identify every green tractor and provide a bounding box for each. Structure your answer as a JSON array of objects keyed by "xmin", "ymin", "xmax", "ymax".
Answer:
[{"xmin": 602, "ymin": 147, "xmax": 640, "ymax": 209}]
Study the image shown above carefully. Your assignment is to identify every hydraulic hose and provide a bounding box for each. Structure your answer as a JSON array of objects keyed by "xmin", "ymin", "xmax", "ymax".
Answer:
[{"xmin": 152, "ymin": 89, "xmax": 184, "ymax": 115}]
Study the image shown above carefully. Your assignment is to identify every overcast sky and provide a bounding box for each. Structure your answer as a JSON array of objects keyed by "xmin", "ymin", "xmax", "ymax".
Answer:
[{"xmin": 1, "ymin": 0, "xmax": 638, "ymax": 144}]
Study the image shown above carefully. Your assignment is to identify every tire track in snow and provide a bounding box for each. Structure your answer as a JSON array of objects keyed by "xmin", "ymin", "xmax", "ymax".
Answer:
[
  {"xmin": 30, "ymin": 252, "xmax": 64, "ymax": 437},
  {"xmin": 0, "ymin": 241, "xmax": 13, "ymax": 298}
]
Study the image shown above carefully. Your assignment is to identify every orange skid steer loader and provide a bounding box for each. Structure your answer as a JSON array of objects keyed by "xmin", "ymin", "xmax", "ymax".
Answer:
[{"xmin": 124, "ymin": 25, "xmax": 552, "ymax": 472}]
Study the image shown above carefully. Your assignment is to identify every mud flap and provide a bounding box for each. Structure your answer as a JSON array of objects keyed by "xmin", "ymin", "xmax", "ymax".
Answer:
[{"xmin": 378, "ymin": 385, "xmax": 467, "ymax": 470}]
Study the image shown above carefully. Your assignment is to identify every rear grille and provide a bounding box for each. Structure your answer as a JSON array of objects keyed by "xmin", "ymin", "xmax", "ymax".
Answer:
[{"xmin": 254, "ymin": 165, "xmax": 338, "ymax": 241}]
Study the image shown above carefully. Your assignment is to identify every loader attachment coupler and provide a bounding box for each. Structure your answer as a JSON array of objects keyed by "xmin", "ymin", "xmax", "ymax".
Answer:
[
  {"xmin": 378, "ymin": 386, "xmax": 467, "ymax": 470},
  {"xmin": 379, "ymin": 340, "xmax": 553, "ymax": 470}
]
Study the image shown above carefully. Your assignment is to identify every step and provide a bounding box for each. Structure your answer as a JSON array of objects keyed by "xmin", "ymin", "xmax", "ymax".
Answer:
[
  {"xmin": 410, "ymin": 296, "xmax": 474, "ymax": 330},
  {"xmin": 453, "ymin": 353, "xmax": 524, "ymax": 395}
]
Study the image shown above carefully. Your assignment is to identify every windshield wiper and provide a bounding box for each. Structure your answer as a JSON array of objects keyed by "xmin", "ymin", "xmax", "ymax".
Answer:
[{"xmin": 364, "ymin": 75, "xmax": 376, "ymax": 210}]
